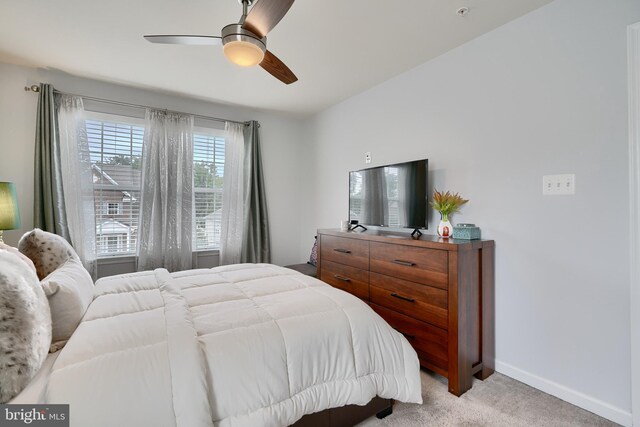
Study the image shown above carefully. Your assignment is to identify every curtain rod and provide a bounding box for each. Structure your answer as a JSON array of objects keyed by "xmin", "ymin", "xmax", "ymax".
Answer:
[{"xmin": 24, "ymin": 84, "xmax": 254, "ymax": 127}]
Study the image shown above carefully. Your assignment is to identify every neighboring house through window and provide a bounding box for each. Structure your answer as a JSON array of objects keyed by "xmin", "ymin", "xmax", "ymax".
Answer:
[
  {"xmin": 87, "ymin": 114, "xmax": 143, "ymax": 257},
  {"xmin": 86, "ymin": 112, "xmax": 226, "ymax": 258},
  {"xmin": 193, "ymin": 131, "xmax": 225, "ymax": 251}
]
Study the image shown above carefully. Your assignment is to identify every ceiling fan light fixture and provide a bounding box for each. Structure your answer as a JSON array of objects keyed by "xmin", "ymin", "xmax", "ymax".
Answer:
[
  {"xmin": 223, "ymin": 40, "xmax": 265, "ymax": 67},
  {"xmin": 145, "ymin": 2, "xmax": 297, "ymax": 83},
  {"xmin": 221, "ymin": 24, "xmax": 267, "ymax": 67}
]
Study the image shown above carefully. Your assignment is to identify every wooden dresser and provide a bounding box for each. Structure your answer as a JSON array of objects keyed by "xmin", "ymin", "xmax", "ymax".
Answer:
[{"xmin": 317, "ymin": 229, "xmax": 495, "ymax": 396}]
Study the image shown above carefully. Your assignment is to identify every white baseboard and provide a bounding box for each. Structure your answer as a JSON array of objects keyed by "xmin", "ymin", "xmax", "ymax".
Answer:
[{"xmin": 495, "ymin": 360, "xmax": 632, "ymax": 427}]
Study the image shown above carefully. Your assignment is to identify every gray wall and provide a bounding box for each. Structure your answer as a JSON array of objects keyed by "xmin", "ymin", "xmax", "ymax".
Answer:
[
  {"xmin": 0, "ymin": 62, "xmax": 306, "ymax": 267},
  {"xmin": 303, "ymin": 0, "xmax": 638, "ymax": 424}
]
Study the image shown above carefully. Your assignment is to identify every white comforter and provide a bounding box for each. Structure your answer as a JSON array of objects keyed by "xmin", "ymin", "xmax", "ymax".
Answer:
[{"xmin": 45, "ymin": 264, "xmax": 422, "ymax": 427}]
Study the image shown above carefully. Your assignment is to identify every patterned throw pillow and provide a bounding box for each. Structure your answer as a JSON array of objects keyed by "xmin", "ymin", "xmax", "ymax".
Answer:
[
  {"xmin": 0, "ymin": 249, "xmax": 52, "ymax": 403},
  {"xmin": 308, "ymin": 237, "xmax": 318, "ymax": 266},
  {"xmin": 18, "ymin": 229, "xmax": 80, "ymax": 281}
]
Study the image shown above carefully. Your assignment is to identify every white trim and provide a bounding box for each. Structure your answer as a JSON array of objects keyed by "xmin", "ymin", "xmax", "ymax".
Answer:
[
  {"xmin": 628, "ymin": 21, "xmax": 640, "ymax": 427},
  {"xmin": 97, "ymin": 255, "xmax": 137, "ymax": 265},
  {"xmin": 495, "ymin": 360, "xmax": 632, "ymax": 426}
]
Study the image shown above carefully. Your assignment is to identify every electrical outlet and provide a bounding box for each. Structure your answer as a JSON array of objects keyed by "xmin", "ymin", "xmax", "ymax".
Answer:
[
  {"xmin": 543, "ymin": 174, "xmax": 575, "ymax": 195},
  {"xmin": 365, "ymin": 152, "xmax": 372, "ymax": 164}
]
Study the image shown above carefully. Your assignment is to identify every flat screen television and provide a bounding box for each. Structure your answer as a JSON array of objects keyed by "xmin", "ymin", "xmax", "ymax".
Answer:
[{"xmin": 349, "ymin": 159, "xmax": 428, "ymax": 232}]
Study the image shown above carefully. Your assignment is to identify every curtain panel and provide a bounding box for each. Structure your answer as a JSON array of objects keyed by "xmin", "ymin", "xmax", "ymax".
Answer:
[
  {"xmin": 57, "ymin": 94, "xmax": 97, "ymax": 277},
  {"xmin": 34, "ymin": 83, "xmax": 69, "ymax": 240},
  {"xmin": 33, "ymin": 85, "xmax": 97, "ymax": 276},
  {"xmin": 220, "ymin": 121, "xmax": 271, "ymax": 265},
  {"xmin": 241, "ymin": 121, "xmax": 271, "ymax": 263},
  {"xmin": 138, "ymin": 110, "xmax": 194, "ymax": 272},
  {"xmin": 219, "ymin": 122, "xmax": 245, "ymax": 265}
]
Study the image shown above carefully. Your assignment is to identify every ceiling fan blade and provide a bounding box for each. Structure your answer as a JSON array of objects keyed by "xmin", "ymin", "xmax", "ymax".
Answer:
[
  {"xmin": 242, "ymin": 0, "xmax": 295, "ymax": 38},
  {"xmin": 260, "ymin": 50, "xmax": 297, "ymax": 84},
  {"xmin": 144, "ymin": 35, "xmax": 222, "ymax": 45}
]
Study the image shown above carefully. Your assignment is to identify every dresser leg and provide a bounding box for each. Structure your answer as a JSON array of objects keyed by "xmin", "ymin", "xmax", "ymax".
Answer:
[
  {"xmin": 477, "ymin": 242, "xmax": 495, "ymax": 382},
  {"xmin": 448, "ymin": 375, "xmax": 472, "ymax": 397},
  {"xmin": 447, "ymin": 351, "xmax": 473, "ymax": 396},
  {"xmin": 474, "ymin": 366, "xmax": 495, "ymax": 381}
]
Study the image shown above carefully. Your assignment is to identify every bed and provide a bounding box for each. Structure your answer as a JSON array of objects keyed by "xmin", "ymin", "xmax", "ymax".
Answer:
[{"xmin": 9, "ymin": 261, "xmax": 422, "ymax": 426}]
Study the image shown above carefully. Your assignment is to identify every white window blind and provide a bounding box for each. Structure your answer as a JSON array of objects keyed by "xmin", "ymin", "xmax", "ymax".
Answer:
[
  {"xmin": 87, "ymin": 117, "xmax": 143, "ymax": 257},
  {"xmin": 193, "ymin": 132, "xmax": 226, "ymax": 251}
]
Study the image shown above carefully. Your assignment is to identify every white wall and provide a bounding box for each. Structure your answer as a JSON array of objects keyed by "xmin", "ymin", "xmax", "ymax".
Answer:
[
  {"xmin": 0, "ymin": 61, "xmax": 306, "ymax": 267},
  {"xmin": 0, "ymin": 64, "xmax": 38, "ymax": 246},
  {"xmin": 303, "ymin": 0, "xmax": 639, "ymax": 424}
]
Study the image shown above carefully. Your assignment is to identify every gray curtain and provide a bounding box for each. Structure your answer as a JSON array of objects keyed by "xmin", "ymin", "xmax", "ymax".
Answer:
[
  {"xmin": 241, "ymin": 121, "xmax": 271, "ymax": 263},
  {"xmin": 34, "ymin": 83, "xmax": 69, "ymax": 240}
]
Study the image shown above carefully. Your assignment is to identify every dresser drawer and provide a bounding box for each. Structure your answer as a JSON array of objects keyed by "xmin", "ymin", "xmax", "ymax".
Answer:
[
  {"xmin": 320, "ymin": 235, "xmax": 369, "ymax": 270},
  {"xmin": 370, "ymin": 242, "xmax": 448, "ymax": 289},
  {"xmin": 370, "ymin": 273, "xmax": 448, "ymax": 329},
  {"xmin": 371, "ymin": 303, "xmax": 448, "ymax": 373},
  {"xmin": 320, "ymin": 260, "xmax": 369, "ymax": 300}
]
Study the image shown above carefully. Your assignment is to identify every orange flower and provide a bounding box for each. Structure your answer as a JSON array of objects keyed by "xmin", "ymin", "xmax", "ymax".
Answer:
[{"xmin": 430, "ymin": 189, "xmax": 468, "ymax": 216}]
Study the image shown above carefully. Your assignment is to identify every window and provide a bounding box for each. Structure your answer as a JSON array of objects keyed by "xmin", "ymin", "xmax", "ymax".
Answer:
[
  {"xmin": 87, "ymin": 113, "xmax": 226, "ymax": 257},
  {"xmin": 193, "ymin": 132, "xmax": 226, "ymax": 251},
  {"xmin": 105, "ymin": 202, "xmax": 121, "ymax": 216},
  {"xmin": 98, "ymin": 234, "xmax": 126, "ymax": 254},
  {"xmin": 87, "ymin": 115, "xmax": 143, "ymax": 257}
]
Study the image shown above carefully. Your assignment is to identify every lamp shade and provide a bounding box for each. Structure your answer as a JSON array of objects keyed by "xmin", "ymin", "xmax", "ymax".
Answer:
[{"xmin": 0, "ymin": 182, "xmax": 21, "ymax": 230}]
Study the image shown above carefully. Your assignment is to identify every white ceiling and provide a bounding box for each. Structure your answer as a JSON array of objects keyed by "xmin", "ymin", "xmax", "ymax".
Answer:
[{"xmin": 0, "ymin": 0, "xmax": 552, "ymax": 116}]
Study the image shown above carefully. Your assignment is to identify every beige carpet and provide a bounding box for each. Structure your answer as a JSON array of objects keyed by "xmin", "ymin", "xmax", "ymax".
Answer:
[{"xmin": 358, "ymin": 371, "xmax": 618, "ymax": 427}]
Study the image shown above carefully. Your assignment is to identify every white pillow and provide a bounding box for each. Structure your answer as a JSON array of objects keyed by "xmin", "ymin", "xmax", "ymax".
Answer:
[
  {"xmin": 0, "ymin": 242, "xmax": 37, "ymax": 276},
  {"xmin": 0, "ymin": 249, "xmax": 52, "ymax": 403},
  {"xmin": 41, "ymin": 258, "xmax": 94, "ymax": 348}
]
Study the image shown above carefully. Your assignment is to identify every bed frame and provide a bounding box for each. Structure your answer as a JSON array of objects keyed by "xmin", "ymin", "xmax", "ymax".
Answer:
[{"xmin": 292, "ymin": 397, "xmax": 393, "ymax": 426}]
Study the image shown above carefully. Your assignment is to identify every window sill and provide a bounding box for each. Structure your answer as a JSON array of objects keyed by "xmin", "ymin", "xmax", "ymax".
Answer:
[
  {"xmin": 194, "ymin": 249, "xmax": 221, "ymax": 255},
  {"xmin": 96, "ymin": 250, "xmax": 221, "ymax": 278},
  {"xmin": 98, "ymin": 254, "xmax": 137, "ymax": 264},
  {"xmin": 97, "ymin": 249, "xmax": 220, "ymax": 261}
]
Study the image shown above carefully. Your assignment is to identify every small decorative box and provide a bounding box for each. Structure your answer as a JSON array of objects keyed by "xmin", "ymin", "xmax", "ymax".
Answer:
[{"xmin": 453, "ymin": 223, "xmax": 481, "ymax": 240}]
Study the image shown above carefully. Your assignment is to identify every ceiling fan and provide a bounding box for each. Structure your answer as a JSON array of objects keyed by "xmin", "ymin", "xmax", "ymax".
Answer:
[{"xmin": 144, "ymin": 0, "xmax": 297, "ymax": 84}]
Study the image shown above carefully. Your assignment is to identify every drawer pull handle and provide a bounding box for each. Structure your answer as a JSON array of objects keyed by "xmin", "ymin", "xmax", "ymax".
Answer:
[
  {"xmin": 334, "ymin": 248, "xmax": 352, "ymax": 254},
  {"xmin": 391, "ymin": 293, "xmax": 415, "ymax": 303},
  {"xmin": 401, "ymin": 332, "xmax": 416, "ymax": 340},
  {"xmin": 392, "ymin": 259, "xmax": 416, "ymax": 267},
  {"xmin": 334, "ymin": 274, "xmax": 352, "ymax": 282}
]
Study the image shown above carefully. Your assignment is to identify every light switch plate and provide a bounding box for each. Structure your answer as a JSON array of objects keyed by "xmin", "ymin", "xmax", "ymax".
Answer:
[
  {"xmin": 543, "ymin": 174, "xmax": 575, "ymax": 195},
  {"xmin": 365, "ymin": 152, "xmax": 372, "ymax": 164}
]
